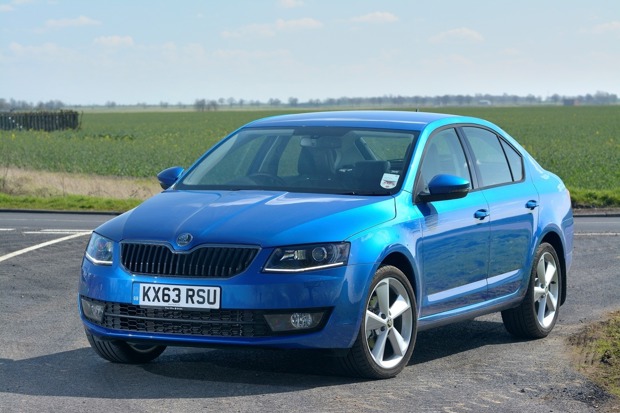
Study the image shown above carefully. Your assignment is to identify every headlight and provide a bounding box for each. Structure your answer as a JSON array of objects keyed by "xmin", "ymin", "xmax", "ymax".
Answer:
[
  {"xmin": 85, "ymin": 233, "xmax": 114, "ymax": 265},
  {"xmin": 264, "ymin": 243, "xmax": 350, "ymax": 273}
]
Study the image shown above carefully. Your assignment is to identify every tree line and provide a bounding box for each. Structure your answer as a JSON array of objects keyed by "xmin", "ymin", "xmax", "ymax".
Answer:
[{"xmin": 1, "ymin": 91, "xmax": 617, "ymax": 112}]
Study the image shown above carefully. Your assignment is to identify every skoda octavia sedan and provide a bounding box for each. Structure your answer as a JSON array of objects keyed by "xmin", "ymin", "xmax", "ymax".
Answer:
[{"xmin": 79, "ymin": 111, "xmax": 573, "ymax": 379}]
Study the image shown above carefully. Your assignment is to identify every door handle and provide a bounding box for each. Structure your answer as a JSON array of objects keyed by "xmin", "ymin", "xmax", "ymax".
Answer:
[
  {"xmin": 474, "ymin": 209, "xmax": 489, "ymax": 220},
  {"xmin": 526, "ymin": 200, "xmax": 539, "ymax": 210}
]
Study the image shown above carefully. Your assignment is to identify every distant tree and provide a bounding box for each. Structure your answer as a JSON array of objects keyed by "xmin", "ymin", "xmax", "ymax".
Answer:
[
  {"xmin": 227, "ymin": 97, "xmax": 236, "ymax": 107},
  {"xmin": 393, "ymin": 95, "xmax": 405, "ymax": 106},
  {"xmin": 160, "ymin": 101, "xmax": 169, "ymax": 108},
  {"xmin": 549, "ymin": 94, "xmax": 561, "ymax": 104},
  {"xmin": 288, "ymin": 97, "xmax": 298, "ymax": 107},
  {"xmin": 207, "ymin": 100, "xmax": 219, "ymax": 111},
  {"xmin": 594, "ymin": 91, "xmax": 617, "ymax": 104},
  {"xmin": 268, "ymin": 98, "xmax": 281, "ymax": 106},
  {"xmin": 194, "ymin": 99, "xmax": 206, "ymax": 111}
]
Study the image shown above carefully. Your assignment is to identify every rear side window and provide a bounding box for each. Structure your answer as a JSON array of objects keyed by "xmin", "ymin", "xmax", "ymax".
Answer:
[
  {"xmin": 462, "ymin": 127, "xmax": 522, "ymax": 187},
  {"xmin": 500, "ymin": 139, "xmax": 524, "ymax": 181}
]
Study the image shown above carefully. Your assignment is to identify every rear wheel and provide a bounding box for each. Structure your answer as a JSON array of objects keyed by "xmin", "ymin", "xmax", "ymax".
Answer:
[
  {"xmin": 86, "ymin": 331, "xmax": 166, "ymax": 364},
  {"xmin": 502, "ymin": 242, "xmax": 561, "ymax": 338},
  {"xmin": 341, "ymin": 265, "xmax": 417, "ymax": 379}
]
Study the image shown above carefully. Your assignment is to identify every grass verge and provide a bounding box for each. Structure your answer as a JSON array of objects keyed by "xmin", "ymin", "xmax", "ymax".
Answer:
[
  {"xmin": 0, "ymin": 193, "xmax": 141, "ymax": 212},
  {"xmin": 0, "ymin": 168, "xmax": 159, "ymax": 212},
  {"xmin": 571, "ymin": 188, "xmax": 620, "ymax": 209},
  {"xmin": 569, "ymin": 311, "xmax": 620, "ymax": 399}
]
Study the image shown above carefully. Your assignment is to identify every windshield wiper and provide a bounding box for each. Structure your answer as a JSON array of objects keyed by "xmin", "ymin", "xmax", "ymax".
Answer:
[{"xmin": 337, "ymin": 191, "xmax": 392, "ymax": 196}]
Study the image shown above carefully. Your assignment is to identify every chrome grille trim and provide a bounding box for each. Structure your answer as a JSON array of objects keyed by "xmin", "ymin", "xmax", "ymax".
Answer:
[{"xmin": 120, "ymin": 243, "xmax": 259, "ymax": 278}]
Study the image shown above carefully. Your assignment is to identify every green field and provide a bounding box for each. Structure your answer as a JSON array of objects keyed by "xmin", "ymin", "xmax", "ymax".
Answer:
[{"xmin": 1, "ymin": 106, "xmax": 619, "ymax": 208}]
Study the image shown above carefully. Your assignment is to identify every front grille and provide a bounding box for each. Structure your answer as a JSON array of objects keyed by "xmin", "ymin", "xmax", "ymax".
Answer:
[
  {"xmin": 121, "ymin": 243, "xmax": 259, "ymax": 278},
  {"xmin": 98, "ymin": 300, "xmax": 272, "ymax": 337}
]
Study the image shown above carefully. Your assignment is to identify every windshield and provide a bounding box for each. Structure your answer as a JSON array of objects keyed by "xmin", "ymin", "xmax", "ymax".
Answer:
[{"xmin": 177, "ymin": 127, "xmax": 418, "ymax": 195}]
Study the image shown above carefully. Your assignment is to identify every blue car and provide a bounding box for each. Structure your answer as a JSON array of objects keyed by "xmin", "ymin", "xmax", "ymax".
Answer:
[{"xmin": 79, "ymin": 111, "xmax": 573, "ymax": 379}]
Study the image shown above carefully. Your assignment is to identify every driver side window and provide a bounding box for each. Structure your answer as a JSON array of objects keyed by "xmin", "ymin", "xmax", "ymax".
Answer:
[{"xmin": 419, "ymin": 128, "xmax": 471, "ymax": 192}]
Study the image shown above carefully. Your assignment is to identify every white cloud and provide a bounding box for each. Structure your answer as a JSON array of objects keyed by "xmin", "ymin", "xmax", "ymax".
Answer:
[
  {"xmin": 589, "ymin": 21, "xmax": 620, "ymax": 34},
  {"xmin": 1, "ymin": 0, "xmax": 33, "ymax": 11},
  {"xmin": 7, "ymin": 41, "xmax": 77, "ymax": 62},
  {"xmin": 351, "ymin": 12, "xmax": 398, "ymax": 24},
  {"xmin": 45, "ymin": 15, "xmax": 101, "ymax": 29},
  {"xmin": 10, "ymin": 42, "xmax": 57, "ymax": 56},
  {"xmin": 279, "ymin": 0, "xmax": 303, "ymax": 8},
  {"xmin": 222, "ymin": 18, "xmax": 322, "ymax": 38},
  {"xmin": 94, "ymin": 35, "xmax": 134, "ymax": 47},
  {"xmin": 429, "ymin": 27, "xmax": 484, "ymax": 44}
]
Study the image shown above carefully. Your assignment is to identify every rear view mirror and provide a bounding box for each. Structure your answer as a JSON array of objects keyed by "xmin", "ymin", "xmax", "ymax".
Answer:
[
  {"xmin": 300, "ymin": 136, "xmax": 342, "ymax": 149},
  {"xmin": 157, "ymin": 166, "xmax": 185, "ymax": 190},
  {"xmin": 418, "ymin": 174, "xmax": 470, "ymax": 203}
]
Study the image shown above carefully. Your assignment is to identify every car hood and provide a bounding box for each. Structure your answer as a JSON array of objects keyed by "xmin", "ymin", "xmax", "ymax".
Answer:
[{"xmin": 97, "ymin": 190, "xmax": 396, "ymax": 248}]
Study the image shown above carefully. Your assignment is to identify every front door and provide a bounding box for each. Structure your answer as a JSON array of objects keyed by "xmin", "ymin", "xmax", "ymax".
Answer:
[{"xmin": 415, "ymin": 128, "xmax": 490, "ymax": 317}]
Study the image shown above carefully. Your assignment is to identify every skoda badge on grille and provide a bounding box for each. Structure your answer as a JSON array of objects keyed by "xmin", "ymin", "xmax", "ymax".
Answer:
[{"xmin": 176, "ymin": 233, "xmax": 193, "ymax": 247}]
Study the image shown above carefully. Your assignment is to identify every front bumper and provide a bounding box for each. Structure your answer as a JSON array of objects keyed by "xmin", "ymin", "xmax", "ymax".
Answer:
[{"xmin": 79, "ymin": 257, "xmax": 373, "ymax": 349}]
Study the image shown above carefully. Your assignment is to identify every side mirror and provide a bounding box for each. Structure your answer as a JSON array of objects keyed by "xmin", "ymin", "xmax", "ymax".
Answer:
[
  {"xmin": 418, "ymin": 174, "xmax": 470, "ymax": 203},
  {"xmin": 157, "ymin": 166, "xmax": 184, "ymax": 190}
]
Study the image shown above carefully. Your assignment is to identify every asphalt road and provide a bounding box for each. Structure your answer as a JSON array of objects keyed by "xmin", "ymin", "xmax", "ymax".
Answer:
[{"xmin": 0, "ymin": 211, "xmax": 618, "ymax": 413}]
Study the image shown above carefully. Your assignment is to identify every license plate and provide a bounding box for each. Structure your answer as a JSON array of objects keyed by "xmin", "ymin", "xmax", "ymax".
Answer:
[{"xmin": 133, "ymin": 283, "xmax": 221, "ymax": 309}]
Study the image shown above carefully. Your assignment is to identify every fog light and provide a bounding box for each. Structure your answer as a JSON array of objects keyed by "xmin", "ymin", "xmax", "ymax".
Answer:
[
  {"xmin": 81, "ymin": 297, "xmax": 105, "ymax": 323},
  {"xmin": 290, "ymin": 313, "xmax": 314, "ymax": 329},
  {"xmin": 264, "ymin": 311, "xmax": 325, "ymax": 332}
]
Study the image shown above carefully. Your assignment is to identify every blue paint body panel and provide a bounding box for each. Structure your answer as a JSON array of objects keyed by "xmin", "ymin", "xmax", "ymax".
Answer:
[{"xmin": 79, "ymin": 110, "xmax": 573, "ymax": 351}]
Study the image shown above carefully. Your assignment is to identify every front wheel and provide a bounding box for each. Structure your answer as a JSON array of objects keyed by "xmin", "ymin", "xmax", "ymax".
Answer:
[
  {"xmin": 502, "ymin": 242, "xmax": 562, "ymax": 339},
  {"xmin": 341, "ymin": 265, "xmax": 417, "ymax": 379},
  {"xmin": 86, "ymin": 331, "xmax": 166, "ymax": 364}
]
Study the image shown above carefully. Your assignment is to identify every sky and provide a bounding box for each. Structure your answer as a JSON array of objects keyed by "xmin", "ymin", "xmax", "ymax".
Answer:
[{"xmin": 1, "ymin": 0, "xmax": 619, "ymax": 105}]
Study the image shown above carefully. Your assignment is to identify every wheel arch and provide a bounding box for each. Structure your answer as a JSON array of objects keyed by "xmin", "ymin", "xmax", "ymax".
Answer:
[
  {"xmin": 380, "ymin": 251, "xmax": 419, "ymax": 305},
  {"xmin": 539, "ymin": 230, "xmax": 567, "ymax": 306}
]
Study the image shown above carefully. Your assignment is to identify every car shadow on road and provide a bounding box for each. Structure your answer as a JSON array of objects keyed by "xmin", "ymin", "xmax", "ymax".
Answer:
[
  {"xmin": 411, "ymin": 317, "xmax": 516, "ymax": 365},
  {"xmin": 0, "ymin": 319, "xmax": 516, "ymax": 399}
]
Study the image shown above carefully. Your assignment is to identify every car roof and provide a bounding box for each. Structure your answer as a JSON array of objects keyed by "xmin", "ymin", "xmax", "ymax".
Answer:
[{"xmin": 244, "ymin": 110, "xmax": 462, "ymax": 131}]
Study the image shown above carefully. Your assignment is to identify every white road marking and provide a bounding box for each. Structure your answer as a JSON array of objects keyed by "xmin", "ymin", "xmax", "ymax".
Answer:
[
  {"xmin": 0, "ymin": 231, "xmax": 91, "ymax": 263},
  {"xmin": 574, "ymin": 232, "xmax": 619, "ymax": 236},
  {"xmin": 23, "ymin": 229, "xmax": 91, "ymax": 235},
  {"xmin": 0, "ymin": 228, "xmax": 15, "ymax": 231}
]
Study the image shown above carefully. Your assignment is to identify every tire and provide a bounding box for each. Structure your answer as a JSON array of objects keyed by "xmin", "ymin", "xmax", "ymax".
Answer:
[
  {"xmin": 341, "ymin": 265, "xmax": 417, "ymax": 379},
  {"xmin": 86, "ymin": 331, "xmax": 166, "ymax": 364},
  {"xmin": 502, "ymin": 242, "xmax": 562, "ymax": 339}
]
